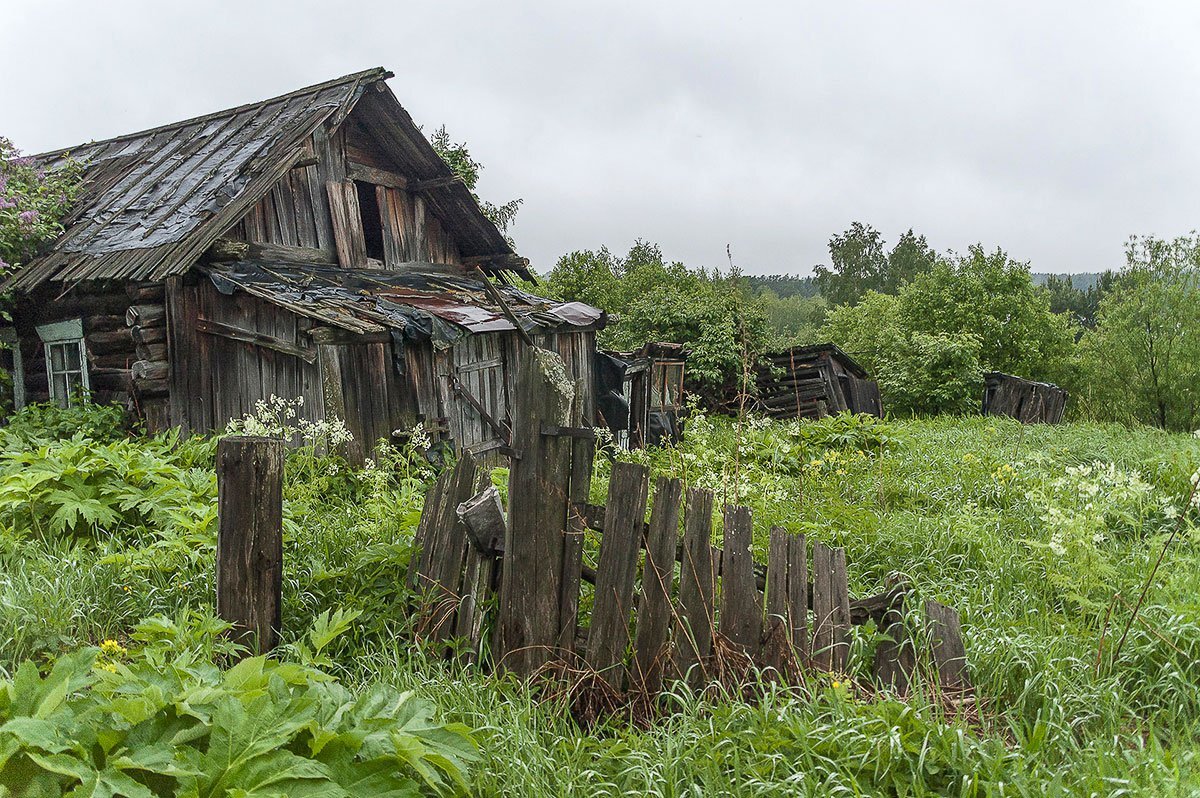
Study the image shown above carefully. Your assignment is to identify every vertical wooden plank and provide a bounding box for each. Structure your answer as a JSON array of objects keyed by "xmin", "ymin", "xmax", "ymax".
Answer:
[
  {"xmin": 216, "ymin": 436, "xmax": 284, "ymax": 656},
  {"xmin": 763, "ymin": 526, "xmax": 791, "ymax": 673},
  {"xmin": 675, "ymin": 488, "xmax": 715, "ymax": 682},
  {"xmin": 926, "ymin": 600, "xmax": 970, "ymax": 692},
  {"xmin": 632, "ymin": 477, "xmax": 683, "ymax": 694},
  {"xmin": 831, "ymin": 547, "xmax": 851, "ymax": 672},
  {"xmin": 787, "ymin": 533, "xmax": 809, "ymax": 663},
  {"xmin": 326, "ymin": 180, "xmax": 366, "ymax": 269},
  {"xmin": 496, "ymin": 348, "xmax": 576, "ymax": 678},
  {"xmin": 415, "ymin": 454, "xmax": 478, "ymax": 643},
  {"xmin": 811, "ymin": 542, "xmax": 834, "ymax": 670},
  {"xmin": 408, "ymin": 469, "xmax": 450, "ymax": 591},
  {"xmin": 585, "ymin": 462, "xmax": 651, "ymax": 690},
  {"xmin": 718, "ymin": 505, "xmax": 761, "ymax": 656},
  {"xmin": 558, "ymin": 432, "xmax": 594, "ymax": 653}
]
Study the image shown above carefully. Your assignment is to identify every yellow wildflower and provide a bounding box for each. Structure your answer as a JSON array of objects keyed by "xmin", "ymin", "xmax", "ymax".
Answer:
[{"xmin": 99, "ymin": 639, "xmax": 127, "ymax": 656}]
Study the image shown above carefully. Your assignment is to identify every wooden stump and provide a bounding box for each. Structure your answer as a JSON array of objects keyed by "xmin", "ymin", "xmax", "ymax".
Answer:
[
  {"xmin": 216, "ymin": 436, "xmax": 284, "ymax": 656},
  {"xmin": 926, "ymin": 600, "xmax": 970, "ymax": 693}
]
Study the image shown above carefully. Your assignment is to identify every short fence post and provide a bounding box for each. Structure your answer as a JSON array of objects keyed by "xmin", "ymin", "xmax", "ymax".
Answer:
[{"xmin": 216, "ymin": 435, "xmax": 284, "ymax": 656}]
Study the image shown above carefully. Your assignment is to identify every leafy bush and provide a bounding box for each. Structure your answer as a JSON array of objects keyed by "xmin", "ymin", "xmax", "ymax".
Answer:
[
  {"xmin": 0, "ymin": 614, "xmax": 476, "ymax": 797},
  {"xmin": 0, "ymin": 400, "xmax": 128, "ymax": 450}
]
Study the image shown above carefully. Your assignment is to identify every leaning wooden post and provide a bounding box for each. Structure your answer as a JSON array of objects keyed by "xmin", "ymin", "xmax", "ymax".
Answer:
[{"xmin": 216, "ymin": 436, "xmax": 284, "ymax": 656}]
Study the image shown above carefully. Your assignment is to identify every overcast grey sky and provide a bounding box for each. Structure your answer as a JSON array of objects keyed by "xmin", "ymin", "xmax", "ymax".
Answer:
[{"xmin": 2, "ymin": 1, "xmax": 1196, "ymax": 276}]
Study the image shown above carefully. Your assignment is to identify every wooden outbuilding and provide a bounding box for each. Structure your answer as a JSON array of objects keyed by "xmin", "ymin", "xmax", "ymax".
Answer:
[
  {"xmin": 749, "ymin": 343, "xmax": 882, "ymax": 420},
  {"xmin": 982, "ymin": 372, "xmax": 1067, "ymax": 424},
  {"xmin": 2, "ymin": 68, "xmax": 605, "ymax": 460},
  {"xmin": 595, "ymin": 342, "xmax": 687, "ymax": 448}
]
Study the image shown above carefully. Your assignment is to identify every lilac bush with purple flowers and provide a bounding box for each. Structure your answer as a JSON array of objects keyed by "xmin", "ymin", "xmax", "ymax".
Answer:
[{"xmin": 0, "ymin": 137, "xmax": 82, "ymax": 280}]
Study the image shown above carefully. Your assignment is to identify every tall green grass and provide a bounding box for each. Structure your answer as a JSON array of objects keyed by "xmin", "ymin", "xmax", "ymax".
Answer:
[{"xmin": 2, "ymin": 404, "xmax": 1200, "ymax": 794}]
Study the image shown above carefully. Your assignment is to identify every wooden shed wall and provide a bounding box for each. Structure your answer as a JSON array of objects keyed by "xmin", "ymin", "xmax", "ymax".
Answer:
[{"xmin": 166, "ymin": 276, "xmax": 326, "ymax": 437}]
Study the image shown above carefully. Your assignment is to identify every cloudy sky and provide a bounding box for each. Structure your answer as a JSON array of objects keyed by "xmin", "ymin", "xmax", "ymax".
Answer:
[{"xmin": 3, "ymin": 1, "xmax": 1196, "ymax": 276}]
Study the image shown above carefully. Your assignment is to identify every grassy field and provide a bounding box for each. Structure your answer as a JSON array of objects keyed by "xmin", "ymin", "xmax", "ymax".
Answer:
[{"xmin": 2, "ymin": 403, "xmax": 1199, "ymax": 795}]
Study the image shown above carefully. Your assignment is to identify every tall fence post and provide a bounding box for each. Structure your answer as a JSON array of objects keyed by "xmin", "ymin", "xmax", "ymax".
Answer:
[
  {"xmin": 216, "ymin": 435, "xmax": 284, "ymax": 656},
  {"xmin": 497, "ymin": 348, "xmax": 576, "ymax": 678}
]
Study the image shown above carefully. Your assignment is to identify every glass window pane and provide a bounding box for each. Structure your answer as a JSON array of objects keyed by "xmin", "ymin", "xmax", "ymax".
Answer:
[
  {"xmin": 50, "ymin": 344, "xmax": 66, "ymax": 372},
  {"xmin": 63, "ymin": 342, "xmax": 82, "ymax": 371},
  {"xmin": 52, "ymin": 374, "xmax": 69, "ymax": 407}
]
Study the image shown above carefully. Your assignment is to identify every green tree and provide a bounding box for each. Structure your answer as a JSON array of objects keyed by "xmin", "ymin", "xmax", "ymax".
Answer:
[
  {"xmin": 1075, "ymin": 235, "xmax": 1200, "ymax": 430},
  {"xmin": 823, "ymin": 246, "xmax": 1074, "ymax": 415},
  {"xmin": 428, "ymin": 126, "xmax": 522, "ymax": 236},
  {"xmin": 814, "ymin": 223, "xmax": 937, "ymax": 306},
  {"xmin": 545, "ymin": 241, "xmax": 771, "ymax": 391}
]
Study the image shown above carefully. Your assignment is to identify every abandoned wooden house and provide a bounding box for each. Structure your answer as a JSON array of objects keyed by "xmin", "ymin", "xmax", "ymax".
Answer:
[
  {"xmin": 748, "ymin": 343, "xmax": 882, "ymax": 420},
  {"xmin": 595, "ymin": 342, "xmax": 687, "ymax": 448},
  {"xmin": 982, "ymin": 372, "xmax": 1067, "ymax": 424},
  {"xmin": 1, "ymin": 68, "xmax": 606, "ymax": 460}
]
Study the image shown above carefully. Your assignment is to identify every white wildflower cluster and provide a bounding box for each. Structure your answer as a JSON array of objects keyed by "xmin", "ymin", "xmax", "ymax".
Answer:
[{"xmin": 224, "ymin": 395, "xmax": 353, "ymax": 449}]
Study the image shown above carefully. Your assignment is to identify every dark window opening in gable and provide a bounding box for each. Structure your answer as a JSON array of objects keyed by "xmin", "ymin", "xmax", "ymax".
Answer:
[{"xmin": 355, "ymin": 181, "xmax": 385, "ymax": 262}]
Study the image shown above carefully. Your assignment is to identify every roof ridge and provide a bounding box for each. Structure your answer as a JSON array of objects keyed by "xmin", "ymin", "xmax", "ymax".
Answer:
[{"xmin": 37, "ymin": 67, "xmax": 392, "ymax": 160}]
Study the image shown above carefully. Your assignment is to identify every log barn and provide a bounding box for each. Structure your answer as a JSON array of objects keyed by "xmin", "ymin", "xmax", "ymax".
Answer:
[
  {"xmin": 748, "ymin": 343, "xmax": 882, "ymax": 420},
  {"xmin": 1, "ymin": 68, "xmax": 605, "ymax": 460},
  {"xmin": 982, "ymin": 372, "xmax": 1067, "ymax": 424}
]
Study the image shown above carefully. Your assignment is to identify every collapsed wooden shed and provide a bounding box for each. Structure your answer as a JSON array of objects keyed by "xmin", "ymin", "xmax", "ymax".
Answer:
[
  {"xmin": 2, "ymin": 68, "xmax": 605, "ymax": 459},
  {"xmin": 595, "ymin": 342, "xmax": 686, "ymax": 448},
  {"xmin": 982, "ymin": 372, "xmax": 1067, "ymax": 424},
  {"xmin": 749, "ymin": 343, "xmax": 882, "ymax": 420}
]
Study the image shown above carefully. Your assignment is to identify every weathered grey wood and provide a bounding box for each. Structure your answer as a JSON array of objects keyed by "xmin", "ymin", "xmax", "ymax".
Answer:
[
  {"xmin": 926, "ymin": 600, "xmax": 970, "ymax": 692},
  {"xmin": 632, "ymin": 477, "xmax": 683, "ymax": 694},
  {"xmin": 763, "ymin": 526, "xmax": 791, "ymax": 673},
  {"xmin": 408, "ymin": 469, "xmax": 451, "ymax": 591},
  {"xmin": 496, "ymin": 348, "xmax": 576, "ymax": 678},
  {"xmin": 326, "ymin": 179, "xmax": 367, "ymax": 269},
  {"xmin": 831, "ymin": 547, "xmax": 851, "ymax": 671},
  {"xmin": 811, "ymin": 542, "xmax": 835, "ymax": 670},
  {"xmin": 131, "ymin": 359, "xmax": 168, "ymax": 382},
  {"xmin": 415, "ymin": 453, "xmax": 478, "ymax": 642},
  {"xmin": 455, "ymin": 476, "xmax": 505, "ymax": 663},
  {"xmin": 125, "ymin": 304, "xmax": 166, "ymax": 327},
  {"xmin": 585, "ymin": 461, "xmax": 651, "ymax": 689},
  {"xmin": 216, "ymin": 436, "xmax": 284, "ymax": 656},
  {"xmin": 718, "ymin": 505, "xmax": 761, "ymax": 655},
  {"xmin": 871, "ymin": 578, "xmax": 914, "ymax": 693},
  {"xmin": 675, "ymin": 488, "xmax": 715, "ymax": 683},
  {"xmin": 558, "ymin": 432, "xmax": 594, "ymax": 654},
  {"xmin": 787, "ymin": 533, "xmax": 809, "ymax": 662}
]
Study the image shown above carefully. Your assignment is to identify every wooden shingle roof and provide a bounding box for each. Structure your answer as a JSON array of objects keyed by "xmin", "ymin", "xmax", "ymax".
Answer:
[{"xmin": 7, "ymin": 67, "xmax": 521, "ymax": 291}]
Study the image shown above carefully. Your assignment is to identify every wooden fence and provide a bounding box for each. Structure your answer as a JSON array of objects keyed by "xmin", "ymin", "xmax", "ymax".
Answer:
[
  {"xmin": 402, "ymin": 349, "xmax": 971, "ymax": 698},
  {"xmin": 212, "ymin": 348, "xmax": 969, "ymax": 703}
]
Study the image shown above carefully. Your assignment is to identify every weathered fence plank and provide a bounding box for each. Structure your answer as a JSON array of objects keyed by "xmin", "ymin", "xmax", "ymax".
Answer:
[
  {"xmin": 415, "ymin": 452, "xmax": 478, "ymax": 642},
  {"xmin": 763, "ymin": 526, "xmax": 791, "ymax": 673},
  {"xmin": 718, "ymin": 505, "xmax": 761, "ymax": 655},
  {"xmin": 811, "ymin": 542, "xmax": 834, "ymax": 670},
  {"xmin": 831, "ymin": 546, "xmax": 851, "ymax": 671},
  {"xmin": 675, "ymin": 488, "xmax": 716, "ymax": 683},
  {"xmin": 787, "ymin": 532, "xmax": 809, "ymax": 662},
  {"xmin": 558, "ymin": 433, "xmax": 594, "ymax": 654},
  {"xmin": 497, "ymin": 348, "xmax": 576, "ymax": 678},
  {"xmin": 586, "ymin": 462, "xmax": 651, "ymax": 689},
  {"xmin": 407, "ymin": 467, "xmax": 450, "ymax": 591},
  {"xmin": 872, "ymin": 578, "xmax": 914, "ymax": 693},
  {"xmin": 926, "ymin": 599, "xmax": 970, "ymax": 692},
  {"xmin": 632, "ymin": 477, "xmax": 683, "ymax": 694},
  {"xmin": 455, "ymin": 485, "xmax": 506, "ymax": 662},
  {"xmin": 216, "ymin": 436, "xmax": 284, "ymax": 655}
]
